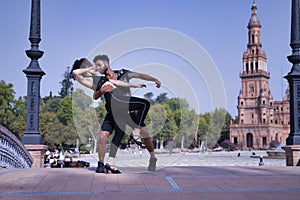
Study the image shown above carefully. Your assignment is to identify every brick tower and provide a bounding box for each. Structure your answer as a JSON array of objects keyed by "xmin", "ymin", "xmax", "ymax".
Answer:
[{"xmin": 229, "ymin": 2, "xmax": 290, "ymax": 150}]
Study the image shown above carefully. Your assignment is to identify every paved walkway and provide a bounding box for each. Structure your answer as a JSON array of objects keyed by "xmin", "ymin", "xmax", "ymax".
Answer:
[
  {"xmin": 0, "ymin": 151, "xmax": 299, "ymax": 200},
  {"xmin": 78, "ymin": 150, "xmax": 286, "ymax": 172}
]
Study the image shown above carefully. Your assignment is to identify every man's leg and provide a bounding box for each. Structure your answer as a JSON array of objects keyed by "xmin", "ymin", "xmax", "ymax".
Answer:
[
  {"xmin": 98, "ymin": 131, "xmax": 110, "ymax": 162},
  {"xmin": 140, "ymin": 126, "xmax": 157, "ymax": 172},
  {"xmin": 96, "ymin": 114, "xmax": 113, "ymax": 173}
]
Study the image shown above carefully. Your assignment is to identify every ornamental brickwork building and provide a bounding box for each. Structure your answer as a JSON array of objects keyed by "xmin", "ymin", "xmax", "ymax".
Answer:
[{"xmin": 229, "ymin": 3, "xmax": 290, "ymax": 150}]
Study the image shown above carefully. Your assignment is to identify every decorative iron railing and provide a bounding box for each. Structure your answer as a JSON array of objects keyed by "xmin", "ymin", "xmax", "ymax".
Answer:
[{"xmin": 0, "ymin": 125, "xmax": 33, "ymax": 168}]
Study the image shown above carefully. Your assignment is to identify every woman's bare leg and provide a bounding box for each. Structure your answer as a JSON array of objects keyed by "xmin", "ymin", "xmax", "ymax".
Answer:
[{"xmin": 140, "ymin": 126, "xmax": 157, "ymax": 171}]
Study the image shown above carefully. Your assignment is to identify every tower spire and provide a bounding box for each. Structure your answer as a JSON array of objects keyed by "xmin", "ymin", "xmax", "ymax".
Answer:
[{"xmin": 241, "ymin": 2, "xmax": 268, "ymax": 76}]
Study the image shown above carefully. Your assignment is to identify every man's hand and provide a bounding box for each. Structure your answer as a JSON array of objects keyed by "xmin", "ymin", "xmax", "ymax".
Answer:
[
  {"xmin": 134, "ymin": 84, "xmax": 146, "ymax": 88},
  {"xmin": 101, "ymin": 82, "xmax": 116, "ymax": 93},
  {"xmin": 93, "ymin": 82, "xmax": 115, "ymax": 100}
]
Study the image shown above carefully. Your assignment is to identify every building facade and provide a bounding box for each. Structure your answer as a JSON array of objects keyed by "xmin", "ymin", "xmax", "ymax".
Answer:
[{"xmin": 229, "ymin": 3, "xmax": 290, "ymax": 150}]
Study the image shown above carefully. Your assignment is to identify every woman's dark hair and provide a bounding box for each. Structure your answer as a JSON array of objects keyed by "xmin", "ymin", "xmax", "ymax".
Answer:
[
  {"xmin": 93, "ymin": 55, "xmax": 110, "ymax": 63},
  {"xmin": 70, "ymin": 58, "xmax": 92, "ymax": 79}
]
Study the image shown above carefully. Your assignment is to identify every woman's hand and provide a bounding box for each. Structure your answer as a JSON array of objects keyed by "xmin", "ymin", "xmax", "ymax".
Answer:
[
  {"xmin": 154, "ymin": 79, "xmax": 161, "ymax": 88},
  {"xmin": 89, "ymin": 66, "xmax": 99, "ymax": 74}
]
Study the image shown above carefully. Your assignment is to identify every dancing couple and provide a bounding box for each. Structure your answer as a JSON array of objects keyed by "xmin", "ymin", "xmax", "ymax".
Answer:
[{"xmin": 71, "ymin": 55, "xmax": 161, "ymax": 173}]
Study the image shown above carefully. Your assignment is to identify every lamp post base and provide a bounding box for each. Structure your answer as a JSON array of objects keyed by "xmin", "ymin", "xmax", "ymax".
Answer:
[
  {"xmin": 282, "ymin": 145, "xmax": 300, "ymax": 166},
  {"xmin": 22, "ymin": 134, "xmax": 42, "ymax": 145},
  {"xmin": 25, "ymin": 144, "xmax": 48, "ymax": 168}
]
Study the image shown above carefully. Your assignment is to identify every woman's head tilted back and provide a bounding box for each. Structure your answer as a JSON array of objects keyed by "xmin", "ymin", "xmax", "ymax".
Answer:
[{"xmin": 70, "ymin": 58, "xmax": 92, "ymax": 79}]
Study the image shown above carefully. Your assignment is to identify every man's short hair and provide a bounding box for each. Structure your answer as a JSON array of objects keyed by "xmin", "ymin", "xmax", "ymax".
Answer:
[{"xmin": 93, "ymin": 55, "xmax": 110, "ymax": 63}]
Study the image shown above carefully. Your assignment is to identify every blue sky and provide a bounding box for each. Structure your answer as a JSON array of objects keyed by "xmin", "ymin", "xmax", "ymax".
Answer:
[{"xmin": 0, "ymin": 0, "xmax": 292, "ymax": 117}]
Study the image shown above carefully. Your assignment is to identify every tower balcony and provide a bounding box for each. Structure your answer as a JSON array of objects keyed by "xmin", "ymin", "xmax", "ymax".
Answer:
[{"xmin": 240, "ymin": 70, "xmax": 270, "ymax": 79}]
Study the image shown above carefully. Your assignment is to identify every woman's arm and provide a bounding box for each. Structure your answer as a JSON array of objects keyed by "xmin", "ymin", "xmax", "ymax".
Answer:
[
  {"xmin": 72, "ymin": 66, "xmax": 98, "ymax": 89},
  {"xmin": 72, "ymin": 72, "xmax": 93, "ymax": 89},
  {"xmin": 109, "ymin": 79, "xmax": 146, "ymax": 88},
  {"xmin": 72, "ymin": 66, "xmax": 93, "ymax": 76}
]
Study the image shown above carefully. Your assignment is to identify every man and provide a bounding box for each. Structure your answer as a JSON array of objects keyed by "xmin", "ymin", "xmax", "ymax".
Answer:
[{"xmin": 93, "ymin": 54, "xmax": 161, "ymax": 173}]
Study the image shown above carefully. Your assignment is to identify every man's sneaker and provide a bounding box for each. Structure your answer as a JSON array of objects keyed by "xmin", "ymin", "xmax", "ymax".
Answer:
[
  {"xmin": 96, "ymin": 161, "xmax": 106, "ymax": 173},
  {"xmin": 147, "ymin": 157, "xmax": 157, "ymax": 172}
]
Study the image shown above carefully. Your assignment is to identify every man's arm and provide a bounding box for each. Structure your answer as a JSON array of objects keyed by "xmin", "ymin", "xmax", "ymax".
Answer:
[
  {"xmin": 93, "ymin": 79, "xmax": 146, "ymax": 100},
  {"xmin": 131, "ymin": 72, "xmax": 161, "ymax": 88},
  {"xmin": 93, "ymin": 82, "xmax": 115, "ymax": 100}
]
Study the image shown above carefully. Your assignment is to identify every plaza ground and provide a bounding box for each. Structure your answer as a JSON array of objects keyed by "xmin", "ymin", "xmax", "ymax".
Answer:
[{"xmin": 0, "ymin": 151, "xmax": 299, "ymax": 200}]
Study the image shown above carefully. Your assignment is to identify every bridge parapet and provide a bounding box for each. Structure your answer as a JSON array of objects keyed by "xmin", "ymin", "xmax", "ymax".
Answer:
[{"xmin": 0, "ymin": 125, "xmax": 33, "ymax": 168}]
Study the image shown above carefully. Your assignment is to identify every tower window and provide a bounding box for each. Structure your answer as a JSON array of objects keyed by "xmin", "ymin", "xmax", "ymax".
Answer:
[
  {"xmin": 252, "ymin": 34, "xmax": 255, "ymax": 43},
  {"xmin": 250, "ymin": 87, "xmax": 254, "ymax": 92},
  {"xmin": 241, "ymin": 101, "xmax": 244, "ymax": 105}
]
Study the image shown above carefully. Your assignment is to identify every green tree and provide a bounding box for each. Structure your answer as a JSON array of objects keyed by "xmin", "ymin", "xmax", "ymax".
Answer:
[
  {"xmin": 58, "ymin": 96, "xmax": 73, "ymax": 125},
  {"xmin": 162, "ymin": 98, "xmax": 198, "ymax": 149},
  {"xmin": 144, "ymin": 92, "xmax": 154, "ymax": 104},
  {"xmin": 10, "ymin": 96, "xmax": 26, "ymax": 139},
  {"xmin": 206, "ymin": 108, "xmax": 227, "ymax": 149},
  {"xmin": 155, "ymin": 92, "xmax": 168, "ymax": 103},
  {"xmin": 217, "ymin": 111, "xmax": 232, "ymax": 144},
  {"xmin": 41, "ymin": 96, "xmax": 61, "ymax": 113},
  {"xmin": 58, "ymin": 66, "xmax": 73, "ymax": 98},
  {"xmin": 72, "ymin": 89, "xmax": 93, "ymax": 110},
  {"xmin": 72, "ymin": 89, "xmax": 100, "ymax": 153},
  {"xmin": 197, "ymin": 112, "xmax": 211, "ymax": 147},
  {"xmin": 95, "ymin": 101, "xmax": 107, "ymax": 120},
  {"xmin": 173, "ymin": 105, "xmax": 198, "ymax": 148},
  {"xmin": 40, "ymin": 110, "xmax": 77, "ymax": 149},
  {"xmin": 0, "ymin": 80, "xmax": 15, "ymax": 129}
]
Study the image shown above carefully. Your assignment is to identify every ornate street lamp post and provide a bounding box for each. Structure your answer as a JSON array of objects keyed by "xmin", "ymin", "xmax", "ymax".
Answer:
[
  {"xmin": 282, "ymin": 0, "xmax": 300, "ymax": 166},
  {"xmin": 22, "ymin": 0, "xmax": 45, "ymax": 144},
  {"xmin": 284, "ymin": 0, "xmax": 300, "ymax": 145}
]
